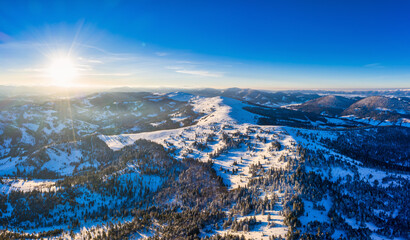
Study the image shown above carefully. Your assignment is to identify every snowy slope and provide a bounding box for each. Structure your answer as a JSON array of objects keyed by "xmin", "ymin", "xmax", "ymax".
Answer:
[
  {"xmin": 99, "ymin": 96, "xmax": 261, "ymax": 151},
  {"xmin": 97, "ymin": 96, "xmax": 409, "ymax": 240},
  {"xmin": 2, "ymin": 93, "xmax": 409, "ymax": 240}
]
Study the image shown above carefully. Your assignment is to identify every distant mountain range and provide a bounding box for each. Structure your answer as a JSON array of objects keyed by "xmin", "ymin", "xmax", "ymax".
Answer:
[
  {"xmin": 342, "ymin": 95, "xmax": 409, "ymax": 116},
  {"xmin": 292, "ymin": 95, "xmax": 357, "ymax": 116},
  {"xmin": 0, "ymin": 85, "xmax": 409, "ymax": 126},
  {"xmin": 290, "ymin": 94, "xmax": 409, "ymax": 125}
]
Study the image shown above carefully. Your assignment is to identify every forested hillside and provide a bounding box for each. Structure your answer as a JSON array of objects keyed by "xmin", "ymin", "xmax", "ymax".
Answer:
[{"xmin": 0, "ymin": 91, "xmax": 408, "ymax": 240}]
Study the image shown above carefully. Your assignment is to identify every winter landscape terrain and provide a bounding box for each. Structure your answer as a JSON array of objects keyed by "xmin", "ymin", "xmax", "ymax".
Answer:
[{"xmin": 0, "ymin": 87, "xmax": 409, "ymax": 240}]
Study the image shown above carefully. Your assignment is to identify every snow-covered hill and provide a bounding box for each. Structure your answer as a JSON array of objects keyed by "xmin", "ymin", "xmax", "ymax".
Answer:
[
  {"xmin": 292, "ymin": 95, "xmax": 356, "ymax": 116},
  {"xmin": 0, "ymin": 91, "xmax": 409, "ymax": 240},
  {"xmin": 97, "ymin": 95, "xmax": 410, "ymax": 240}
]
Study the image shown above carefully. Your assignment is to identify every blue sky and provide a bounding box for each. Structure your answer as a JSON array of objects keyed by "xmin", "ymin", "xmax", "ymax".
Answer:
[{"xmin": 0, "ymin": 0, "xmax": 409, "ymax": 89}]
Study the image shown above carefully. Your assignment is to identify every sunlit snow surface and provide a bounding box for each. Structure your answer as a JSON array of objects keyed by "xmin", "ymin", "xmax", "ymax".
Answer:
[
  {"xmin": 98, "ymin": 95, "xmax": 410, "ymax": 240},
  {"xmin": 99, "ymin": 96, "xmax": 293, "ymax": 238},
  {"xmin": 2, "ymin": 94, "xmax": 409, "ymax": 239},
  {"xmin": 0, "ymin": 178, "xmax": 59, "ymax": 194}
]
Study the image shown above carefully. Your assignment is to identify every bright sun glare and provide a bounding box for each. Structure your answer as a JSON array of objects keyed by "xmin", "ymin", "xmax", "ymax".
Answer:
[{"xmin": 47, "ymin": 56, "xmax": 78, "ymax": 87}]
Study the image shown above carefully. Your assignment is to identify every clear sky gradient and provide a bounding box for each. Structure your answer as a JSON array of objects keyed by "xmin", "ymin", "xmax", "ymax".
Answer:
[{"xmin": 1, "ymin": 0, "xmax": 409, "ymax": 89}]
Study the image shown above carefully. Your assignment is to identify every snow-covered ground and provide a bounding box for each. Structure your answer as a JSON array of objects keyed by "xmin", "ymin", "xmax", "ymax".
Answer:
[
  {"xmin": 97, "ymin": 96, "xmax": 410, "ymax": 240},
  {"xmin": 0, "ymin": 178, "xmax": 59, "ymax": 194},
  {"xmin": 341, "ymin": 115, "xmax": 410, "ymax": 127},
  {"xmin": 2, "ymin": 94, "xmax": 408, "ymax": 239},
  {"xmin": 97, "ymin": 96, "xmax": 301, "ymax": 239}
]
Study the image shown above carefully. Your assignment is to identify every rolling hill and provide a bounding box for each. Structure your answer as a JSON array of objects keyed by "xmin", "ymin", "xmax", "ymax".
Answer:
[{"xmin": 293, "ymin": 95, "xmax": 357, "ymax": 116}]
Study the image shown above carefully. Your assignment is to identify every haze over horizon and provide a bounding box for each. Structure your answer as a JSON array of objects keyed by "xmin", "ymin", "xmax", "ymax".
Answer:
[{"xmin": 1, "ymin": 0, "xmax": 410, "ymax": 89}]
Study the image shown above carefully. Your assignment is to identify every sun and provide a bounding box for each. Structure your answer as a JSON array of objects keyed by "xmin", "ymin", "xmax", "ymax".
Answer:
[{"xmin": 46, "ymin": 56, "xmax": 78, "ymax": 87}]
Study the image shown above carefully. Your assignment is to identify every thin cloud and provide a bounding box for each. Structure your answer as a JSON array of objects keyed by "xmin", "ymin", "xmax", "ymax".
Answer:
[
  {"xmin": 88, "ymin": 59, "xmax": 103, "ymax": 64},
  {"xmin": 364, "ymin": 63, "xmax": 384, "ymax": 69},
  {"xmin": 77, "ymin": 57, "xmax": 103, "ymax": 64},
  {"xmin": 85, "ymin": 73, "xmax": 132, "ymax": 77},
  {"xmin": 176, "ymin": 70, "xmax": 223, "ymax": 77},
  {"xmin": 0, "ymin": 32, "xmax": 12, "ymax": 42},
  {"xmin": 78, "ymin": 44, "xmax": 139, "ymax": 61},
  {"xmin": 0, "ymin": 41, "xmax": 44, "ymax": 50},
  {"xmin": 18, "ymin": 68, "xmax": 45, "ymax": 73},
  {"xmin": 176, "ymin": 60, "xmax": 195, "ymax": 64},
  {"xmin": 166, "ymin": 66, "xmax": 183, "ymax": 70},
  {"xmin": 155, "ymin": 52, "xmax": 168, "ymax": 57}
]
